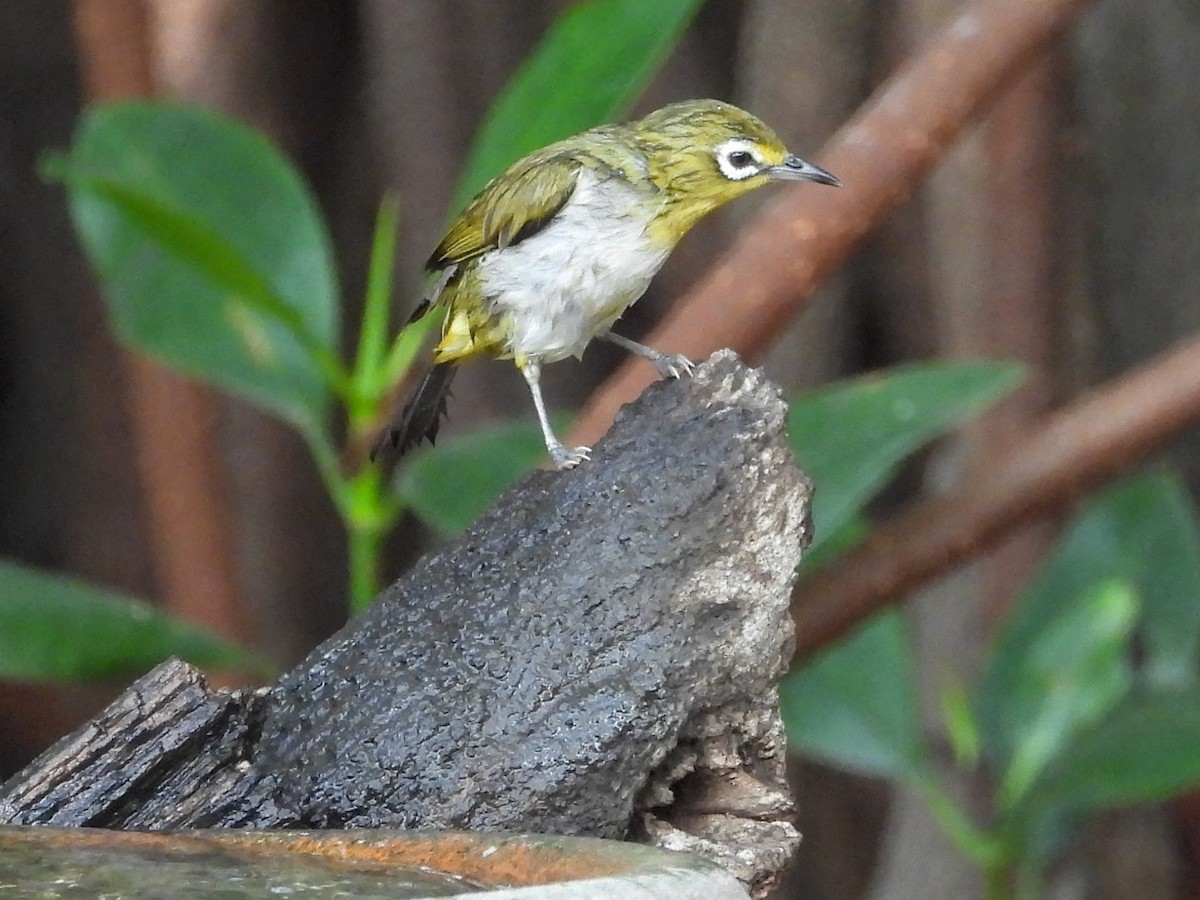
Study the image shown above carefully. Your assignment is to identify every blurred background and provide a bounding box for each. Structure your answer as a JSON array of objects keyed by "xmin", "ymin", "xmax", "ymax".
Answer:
[{"xmin": 2, "ymin": 0, "xmax": 1200, "ymax": 897}]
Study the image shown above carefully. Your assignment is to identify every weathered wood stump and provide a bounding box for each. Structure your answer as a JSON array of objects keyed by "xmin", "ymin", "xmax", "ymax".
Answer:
[{"xmin": 0, "ymin": 352, "xmax": 812, "ymax": 897}]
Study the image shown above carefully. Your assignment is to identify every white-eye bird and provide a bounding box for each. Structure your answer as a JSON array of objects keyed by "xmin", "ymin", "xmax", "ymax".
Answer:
[{"xmin": 376, "ymin": 98, "xmax": 840, "ymax": 470}]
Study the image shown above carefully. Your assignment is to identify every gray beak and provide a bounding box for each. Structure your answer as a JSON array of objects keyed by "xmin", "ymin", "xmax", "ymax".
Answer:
[{"xmin": 771, "ymin": 154, "xmax": 841, "ymax": 186}]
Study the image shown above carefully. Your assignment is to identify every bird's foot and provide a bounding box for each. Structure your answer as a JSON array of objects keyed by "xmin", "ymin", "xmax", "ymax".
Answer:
[
  {"xmin": 549, "ymin": 443, "xmax": 592, "ymax": 470},
  {"xmin": 652, "ymin": 352, "xmax": 695, "ymax": 379}
]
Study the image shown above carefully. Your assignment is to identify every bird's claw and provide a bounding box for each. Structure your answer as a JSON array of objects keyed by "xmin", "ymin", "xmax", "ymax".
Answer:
[
  {"xmin": 550, "ymin": 444, "xmax": 592, "ymax": 470},
  {"xmin": 653, "ymin": 353, "xmax": 695, "ymax": 379}
]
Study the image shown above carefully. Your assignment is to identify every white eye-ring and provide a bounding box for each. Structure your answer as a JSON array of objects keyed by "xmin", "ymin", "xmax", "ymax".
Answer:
[{"xmin": 716, "ymin": 138, "xmax": 764, "ymax": 181}]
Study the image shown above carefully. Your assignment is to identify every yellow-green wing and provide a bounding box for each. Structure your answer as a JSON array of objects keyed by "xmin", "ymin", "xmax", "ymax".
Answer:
[{"xmin": 427, "ymin": 152, "xmax": 582, "ymax": 270}]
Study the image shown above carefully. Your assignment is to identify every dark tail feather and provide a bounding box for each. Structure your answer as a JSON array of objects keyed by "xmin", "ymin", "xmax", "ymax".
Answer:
[{"xmin": 371, "ymin": 363, "xmax": 457, "ymax": 462}]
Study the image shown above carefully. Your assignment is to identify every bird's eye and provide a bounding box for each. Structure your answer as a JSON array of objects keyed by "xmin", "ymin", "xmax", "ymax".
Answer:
[
  {"xmin": 727, "ymin": 150, "xmax": 756, "ymax": 169},
  {"xmin": 716, "ymin": 141, "xmax": 763, "ymax": 180}
]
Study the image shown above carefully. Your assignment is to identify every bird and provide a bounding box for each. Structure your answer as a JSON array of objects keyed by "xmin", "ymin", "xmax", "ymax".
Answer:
[{"xmin": 375, "ymin": 98, "xmax": 840, "ymax": 470}]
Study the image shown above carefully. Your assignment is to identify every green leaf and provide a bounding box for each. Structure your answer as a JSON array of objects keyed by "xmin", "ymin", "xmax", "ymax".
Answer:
[
  {"xmin": 1032, "ymin": 686, "xmax": 1200, "ymax": 811},
  {"xmin": 396, "ymin": 420, "xmax": 558, "ymax": 536},
  {"xmin": 350, "ymin": 194, "xmax": 401, "ymax": 426},
  {"xmin": 787, "ymin": 362, "xmax": 1023, "ymax": 557},
  {"xmin": 0, "ymin": 561, "xmax": 255, "ymax": 681},
  {"xmin": 991, "ymin": 580, "xmax": 1137, "ymax": 810},
  {"xmin": 978, "ymin": 471, "xmax": 1200, "ymax": 771},
  {"xmin": 941, "ymin": 676, "xmax": 982, "ymax": 767},
  {"xmin": 1095, "ymin": 473, "xmax": 1200, "ymax": 687},
  {"xmin": 996, "ymin": 472, "xmax": 1200, "ymax": 689},
  {"xmin": 993, "ymin": 473, "xmax": 1200, "ymax": 688},
  {"xmin": 781, "ymin": 610, "xmax": 930, "ymax": 781},
  {"xmin": 62, "ymin": 101, "xmax": 340, "ymax": 437},
  {"xmin": 454, "ymin": 0, "xmax": 702, "ymax": 209}
]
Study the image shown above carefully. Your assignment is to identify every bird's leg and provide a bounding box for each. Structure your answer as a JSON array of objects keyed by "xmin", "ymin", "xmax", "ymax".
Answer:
[
  {"xmin": 598, "ymin": 330, "xmax": 694, "ymax": 379},
  {"xmin": 518, "ymin": 359, "xmax": 591, "ymax": 470}
]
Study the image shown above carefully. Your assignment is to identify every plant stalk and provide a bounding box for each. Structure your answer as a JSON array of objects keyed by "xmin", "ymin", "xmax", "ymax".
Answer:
[{"xmin": 348, "ymin": 521, "xmax": 384, "ymax": 612}]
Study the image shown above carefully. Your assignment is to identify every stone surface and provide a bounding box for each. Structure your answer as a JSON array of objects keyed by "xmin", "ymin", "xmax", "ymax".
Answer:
[{"xmin": 0, "ymin": 826, "xmax": 750, "ymax": 899}]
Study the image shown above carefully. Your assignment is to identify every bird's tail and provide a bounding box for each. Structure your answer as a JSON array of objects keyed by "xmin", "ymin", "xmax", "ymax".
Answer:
[{"xmin": 371, "ymin": 362, "xmax": 458, "ymax": 461}]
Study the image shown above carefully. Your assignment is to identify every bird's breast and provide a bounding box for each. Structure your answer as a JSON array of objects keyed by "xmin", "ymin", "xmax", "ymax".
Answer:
[{"xmin": 475, "ymin": 170, "xmax": 671, "ymax": 363}]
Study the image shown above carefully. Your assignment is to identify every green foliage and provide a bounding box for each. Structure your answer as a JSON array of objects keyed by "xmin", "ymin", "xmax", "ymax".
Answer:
[
  {"xmin": 0, "ymin": 562, "xmax": 255, "ymax": 681},
  {"xmin": 783, "ymin": 471, "xmax": 1200, "ymax": 896},
  {"xmin": 991, "ymin": 579, "xmax": 1136, "ymax": 811},
  {"xmin": 782, "ymin": 610, "xmax": 928, "ymax": 781},
  {"xmin": 941, "ymin": 676, "xmax": 982, "ymax": 768},
  {"xmin": 1031, "ymin": 686, "xmax": 1200, "ymax": 811},
  {"xmin": 977, "ymin": 473, "xmax": 1200, "ymax": 763},
  {"xmin": 59, "ymin": 102, "xmax": 341, "ymax": 443},
  {"xmin": 788, "ymin": 361, "xmax": 1024, "ymax": 558}
]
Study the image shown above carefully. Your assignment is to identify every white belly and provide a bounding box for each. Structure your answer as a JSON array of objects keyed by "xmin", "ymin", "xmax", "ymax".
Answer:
[{"xmin": 475, "ymin": 170, "xmax": 670, "ymax": 363}]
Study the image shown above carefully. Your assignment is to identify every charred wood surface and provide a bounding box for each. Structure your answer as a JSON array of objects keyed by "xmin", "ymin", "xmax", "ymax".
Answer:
[{"xmin": 0, "ymin": 353, "xmax": 812, "ymax": 893}]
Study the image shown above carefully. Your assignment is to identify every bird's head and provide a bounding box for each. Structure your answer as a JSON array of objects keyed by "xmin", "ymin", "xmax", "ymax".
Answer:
[{"xmin": 629, "ymin": 99, "xmax": 840, "ymax": 239}]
